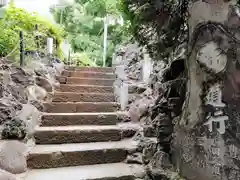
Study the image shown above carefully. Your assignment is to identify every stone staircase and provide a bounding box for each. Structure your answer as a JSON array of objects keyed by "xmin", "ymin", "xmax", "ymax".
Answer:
[{"xmin": 24, "ymin": 67, "xmax": 142, "ymax": 180}]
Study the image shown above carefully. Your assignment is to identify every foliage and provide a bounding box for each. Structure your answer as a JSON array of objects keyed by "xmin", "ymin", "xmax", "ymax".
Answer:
[
  {"xmin": 118, "ymin": 0, "xmax": 189, "ymax": 61},
  {"xmin": 0, "ymin": 25, "xmax": 18, "ymax": 57},
  {"xmin": 51, "ymin": 0, "xmax": 132, "ymax": 66},
  {"xmin": 0, "ymin": 2, "xmax": 66, "ymax": 59},
  {"xmin": 71, "ymin": 52, "xmax": 97, "ymax": 66}
]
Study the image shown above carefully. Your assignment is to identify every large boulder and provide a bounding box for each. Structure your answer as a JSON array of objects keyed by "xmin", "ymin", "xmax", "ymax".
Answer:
[
  {"xmin": 26, "ymin": 85, "xmax": 47, "ymax": 101},
  {"xmin": 0, "ymin": 53, "xmax": 62, "ymax": 141},
  {"xmin": 0, "ymin": 169, "xmax": 17, "ymax": 180},
  {"xmin": 16, "ymin": 104, "xmax": 41, "ymax": 136},
  {"xmin": 1, "ymin": 118, "xmax": 26, "ymax": 140},
  {"xmin": 0, "ymin": 141, "xmax": 27, "ymax": 174},
  {"xmin": 10, "ymin": 67, "xmax": 34, "ymax": 88},
  {"xmin": 129, "ymin": 95, "xmax": 155, "ymax": 122},
  {"xmin": 35, "ymin": 77, "xmax": 53, "ymax": 93},
  {"xmin": 145, "ymin": 151, "xmax": 175, "ymax": 180},
  {"xmin": 148, "ymin": 151, "xmax": 173, "ymax": 170}
]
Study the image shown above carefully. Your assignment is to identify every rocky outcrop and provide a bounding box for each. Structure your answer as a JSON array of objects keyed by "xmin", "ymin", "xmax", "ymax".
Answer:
[
  {"xmin": 0, "ymin": 55, "xmax": 64, "ymax": 140},
  {"xmin": 0, "ymin": 53, "xmax": 64, "ymax": 178},
  {"xmin": 116, "ymin": 1, "xmax": 240, "ymax": 180},
  {"xmin": 114, "ymin": 43, "xmax": 185, "ymax": 180},
  {"xmin": 172, "ymin": 1, "xmax": 240, "ymax": 180},
  {"xmin": 0, "ymin": 141, "xmax": 27, "ymax": 174},
  {"xmin": 0, "ymin": 169, "xmax": 17, "ymax": 180}
]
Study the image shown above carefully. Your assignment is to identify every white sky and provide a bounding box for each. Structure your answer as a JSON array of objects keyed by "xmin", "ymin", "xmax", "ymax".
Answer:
[
  {"xmin": 12, "ymin": 0, "xmax": 72, "ymax": 56},
  {"xmin": 14, "ymin": 0, "xmax": 59, "ymax": 22}
]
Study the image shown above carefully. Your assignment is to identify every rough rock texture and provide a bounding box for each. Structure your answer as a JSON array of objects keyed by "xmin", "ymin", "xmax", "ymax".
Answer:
[
  {"xmin": 0, "ymin": 53, "xmax": 64, "ymax": 177},
  {"xmin": 0, "ymin": 55, "xmax": 64, "ymax": 140},
  {"xmin": 172, "ymin": 1, "xmax": 240, "ymax": 180},
  {"xmin": 114, "ymin": 44, "xmax": 184, "ymax": 180},
  {"xmin": 0, "ymin": 141, "xmax": 27, "ymax": 174},
  {"xmin": 0, "ymin": 169, "xmax": 17, "ymax": 180},
  {"xmin": 115, "ymin": 1, "xmax": 240, "ymax": 180},
  {"xmin": 113, "ymin": 44, "xmax": 163, "ymax": 113},
  {"xmin": 113, "ymin": 44, "xmax": 150, "ymax": 110}
]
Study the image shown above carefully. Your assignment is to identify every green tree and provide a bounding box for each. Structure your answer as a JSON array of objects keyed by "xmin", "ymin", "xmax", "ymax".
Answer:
[
  {"xmin": 119, "ymin": 0, "xmax": 240, "ymax": 180},
  {"xmin": 0, "ymin": 2, "xmax": 66, "ymax": 60},
  {"xmin": 52, "ymin": 0, "xmax": 131, "ymax": 67}
]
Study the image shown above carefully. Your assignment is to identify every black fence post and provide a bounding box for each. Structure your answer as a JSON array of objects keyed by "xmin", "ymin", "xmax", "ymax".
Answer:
[
  {"xmin": 55, "ymin": 39, "xmax": 58, "ymax": 49},
  {"xmin": 68, "ymin": 50, "xmax": 71, "ymax": 65},
  {"xmin": 20, "ymin": 31, "xmax": 24, "ymax": 66},
  {"xmin": 35, "ymin": 24, "xmax": 39, "ymax": 50}
]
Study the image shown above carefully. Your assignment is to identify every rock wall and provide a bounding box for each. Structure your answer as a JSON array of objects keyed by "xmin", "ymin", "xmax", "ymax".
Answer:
[
  {"xmin": 116, "ymin": 1, "xmax": 240, "ymax": 180},
  {"xmin": 114, "ymin": 43, "xmax": 186, "ymax": 180},
  {"xmin": 173, "ymin": 1, "xmax": 240, "ymax": 180},
  {"xmin": 0, "ymin": 54, "xmax": 64, "ymax": 179}
]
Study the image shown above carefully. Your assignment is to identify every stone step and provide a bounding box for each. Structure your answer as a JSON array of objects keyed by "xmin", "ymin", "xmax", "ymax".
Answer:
[
  {"xmin": 62, "ymin": 71, "xmax": 115, "ymax": 79},
  {"xmin": 58, "ymin": 84, "xmax": 114, "ymax": 93},
  {"xmin": 24, "ymin": 163, "xmax": 143, "ymax": 180},
  {"xmin": 43, "ymin": 102, "xmax": 119, "ymax": 113},
  {"xmin": 52, "ymin": 92, "xmax": 115, "ymax": 102},
  {"xmin": 34, "ymin": 125, "xmax": 122, "ymax": 144},
  {"xmin": 66, "ymin": 77, "xmax": 114, "ymax": 86},
  {"xmin": 65, "ymin": 66, "xmax": 113, "ymax": 73},
  {"xmin": 27, "ymin": 139, "xmax": 137, "ymax": 169},
  {"xmin": 41, "ymin": 112, "xmax": 120, "ymax": 126}
]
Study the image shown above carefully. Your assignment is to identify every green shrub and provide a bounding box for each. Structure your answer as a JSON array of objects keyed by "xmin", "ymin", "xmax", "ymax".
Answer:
[
  {"xmin": 0, "ymin": 24, "xmax": 18, "ymax": 57},
  {"xmin": 71, "ymin": 52, "xmax": 97, "ymax": 66},
  {"xmin": 0, "ymin": 3, "xmax": 66, "ymax": 59},
  {"xmin": 51, "ymin": 0, "xmax": 132, "ymax": 67}
]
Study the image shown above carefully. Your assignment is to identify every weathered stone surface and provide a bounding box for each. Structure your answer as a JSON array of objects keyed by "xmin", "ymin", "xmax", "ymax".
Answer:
[
  {"xmin": 170, "ymin": 2, "xmax": 240, "ymax": 180},
  {"xmin": 52, "ymin": 92, "xmax": 115, "ymax": 102},
  {"xmin": 56, "ymin": 76, "xmax": 67, "ymax": 84},
  {"xmin": 143, "ymin": 125, "xmax": 156, "ymax": 137},
  {"xmin": 121, "ymin": 128, "xmax": 138, "ymax": 138},
  {"xmin": 148, "ymin": 151, "xmax": 173, "ymax": 170},
  {"xmin": 44, "ymin": 102, "xmax": 119, "ymax": 113},
  {"xmin": 35, "ymin": 77, "xmax": 53, "ymax": 92},
  {"xmin": 142, "ymin": 142, "xmax": 157, "ymax": 165},
  {"xmin": 34, "ymin": 126, "xmax": 122, "ymax": 144},
  {"xmin": 63, "ymin": 71, "xmax": 115, "ymax": 79},
  {"xmin": 58, "ymin": 84, "xmax": 113, "ymax": 93},
  {"xmin": 0, "ymin": 141, "xmax": 27, "ymax": 174},
  {"xmin": 1, "ymin": 118, "xmax": 26, "ymax": 140},
  {"xmin": 24, "ymin": 163, "xmax": 141, "ymax": 180},
  {"xmin": 117, "ymin": 112, "xmax": 131, "ymax": 122},
  {"xmin": 66, "ymin": 66, "xmax": 113, "ymax": 73},
  {"xmin": 41, "ymin": 113, "xmax": 120, "ymax": 126},
  {"xmin": 29, "ymin": 100, "xmax": 44, "ymax": 112},
  {"xmin": 129, "ymin": 97, "xmax": 155, "ymax": 122},
  {"xmin": 126, "ymin": 153, "xmax": 143, "ymax": 164},
  {"xmin": 27, "ymin": 141, "xmax": 133, "ymax": 169},
  {"xmin": 113, "ymin": 43, "xmax": 182, "ymax": 179},
  {"xmin": 16, "ymin": 104, "xmax": 41, "ymax": 137},
  {"xmin": 66, "ymin": 77, "xmax": 114, "ymax": 86},
  {"xmin": 0, "ymin": 54, "xmax": 64, "ymax": 142},
  {"xmin": 0, "ymin": 169, "xmax": 17, "ymax": 180},
  {"xmin": 111, "ymin": 2, "xmax": 240, "ymax": 180},
  {"xmin": 10, "ymin": 67, "xmax": 34, "ymax": 88},
  {"xmin": 26, "ymin": 85, "xmax": 47, "ymax": 101}
]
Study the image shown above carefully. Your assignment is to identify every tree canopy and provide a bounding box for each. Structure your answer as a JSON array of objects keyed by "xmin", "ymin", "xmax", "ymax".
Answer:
[
  {"xmin": 0, "ymin": 1, "xmax": 65, "ymax": 60},
  {"xmin": 118, "ymin": 0, "xmax": 188, "ymax": 62},
  {"xmin": 52, "ymin": 0, "xmax": 131, "ymax": 66}
]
